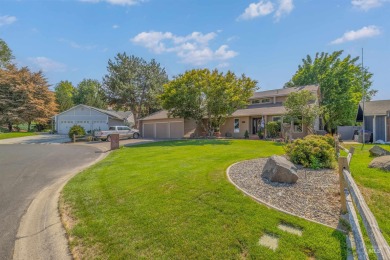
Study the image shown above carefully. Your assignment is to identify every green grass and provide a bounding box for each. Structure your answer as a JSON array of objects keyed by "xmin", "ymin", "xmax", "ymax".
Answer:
[
  {"xmin": 62, "ymin": 140, "xmax": 346, "ymax": 259},
  {"xmin": 343, "ymin": 144, "xmax": 390, "ymax": 245},
  {"xmin": 0, "ymin": 132, "xmax": 36, "ymax": 140}
]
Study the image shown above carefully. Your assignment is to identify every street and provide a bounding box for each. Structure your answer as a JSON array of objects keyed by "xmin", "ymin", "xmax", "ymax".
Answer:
[{"xmin": 0, "ymin": 144, "xmax": 101, "ymax": 260}]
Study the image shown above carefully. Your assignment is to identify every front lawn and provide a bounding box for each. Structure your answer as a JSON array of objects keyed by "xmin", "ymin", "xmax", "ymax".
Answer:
[
  {"xmin": 344, "ymin": 144, "xmax": 390, "ymax": 244},
  {"xmin": 61, "ymin": 140, "xmax": 346, "ymax": 259},
  {"xmin": 0, "ymin": 132, "xmax": 36, "ymax": 140}
]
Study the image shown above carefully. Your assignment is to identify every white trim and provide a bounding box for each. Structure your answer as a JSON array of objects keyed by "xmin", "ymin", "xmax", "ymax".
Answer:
[
  {"xmin": 385, "ymin": 118, "xmax": 388, "ymax": 142},
  {"xmin": 373, "ymin": 115, "xmax": 376, "ymax": 142}
]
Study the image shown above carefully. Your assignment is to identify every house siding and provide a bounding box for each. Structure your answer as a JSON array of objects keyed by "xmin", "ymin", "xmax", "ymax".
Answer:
[
  {"xmin": 220, "ymin": 117, "xmax": 250, "ymax": 138},
  {"xmin": 56, "ymin": 106, "xmax": 109, "ymax": 134}
]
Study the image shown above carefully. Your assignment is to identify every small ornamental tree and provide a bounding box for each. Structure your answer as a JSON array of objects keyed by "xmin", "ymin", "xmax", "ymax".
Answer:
[
  {"xmin": 161, "ymin": 69, "xmax": 257, "ymax": 136},
  {"xmin": 284, "ymin": 90, "xmax": 319, "ymax": 139},
  {"xmin": 68, "ymin": 125, "xmax": 86, "ymax": 139}
]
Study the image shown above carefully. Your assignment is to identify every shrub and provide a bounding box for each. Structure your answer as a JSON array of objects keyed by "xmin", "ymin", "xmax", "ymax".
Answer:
[
  {"xmin": 68, "ymin": 125, "xmax": 86, "ymax": 139},
  {"xmin": 285, "ymin": 134, "xmax": 336, "ymax": 169},
  {"xmin": 244, "ymin": 130, "xmax": 249, "ymax": 139},
  {"xmin": 304, "ymin": 134, "xmax": 335, "ymax": 147},
  {"xmin": 266, "ymin": 121, "xmax": 281, "ymax": 138}
]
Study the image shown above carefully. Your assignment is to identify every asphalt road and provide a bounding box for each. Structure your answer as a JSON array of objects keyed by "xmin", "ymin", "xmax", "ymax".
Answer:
[{"xmin": 0, "ymin": 144, "xmax": 101, "ymax": 260}]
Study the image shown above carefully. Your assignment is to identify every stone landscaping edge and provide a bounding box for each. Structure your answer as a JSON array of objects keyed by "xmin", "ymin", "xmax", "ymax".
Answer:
[{"xmin": 226, "ymin": 160, "xmax": 346, "ymax": 232}]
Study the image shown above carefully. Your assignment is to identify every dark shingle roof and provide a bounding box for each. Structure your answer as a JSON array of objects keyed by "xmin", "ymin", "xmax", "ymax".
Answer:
[{"xmin": 359, "ymin": 100, "xmax": 390, "ymax": 116}]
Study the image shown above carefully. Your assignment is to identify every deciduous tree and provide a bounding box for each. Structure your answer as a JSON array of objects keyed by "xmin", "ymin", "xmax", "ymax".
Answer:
[
  {"xmin": 0, "ymin": 38, "xmax": 13, "ymax": 68},
  {"xmin": 103, "ymin": 53, "xmax": 168, "ymax": 128},
  {"xmin": 18, "ymin": 69, "xmax": 57, "ymax": 131},
  {"xmin": 285, "ymin": 51, "xmax": 376, "ymax": 132},
  {"xmin": 74, "ymin": 79, "xmax": 107, "ymax": 109},
  {"xmin": 160, "ymin": 69, "xmax": 257, "ymax": 135},
  {"xmin": 0, "ymin": 65, "xmax": 57, "ymax": 131},
  {"xmin": 55, "ymin": 80, "xmax": 76, "ymax": 112},
  {"xmin": 284, "ymin": 90, "xmax": 319, "ymax": 137}
]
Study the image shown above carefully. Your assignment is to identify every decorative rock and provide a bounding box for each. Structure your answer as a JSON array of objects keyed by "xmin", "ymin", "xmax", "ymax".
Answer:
[
  {"xmin": 369, "ymin": 145, "xmax": 390, "ymax": 157},
  {"xmin": 369, "ymin": 155, "xmax": 390, "ymax": 171},
  {"xmin": 261, "ymin": 155, "xmax": 298, "ymax": 183}
]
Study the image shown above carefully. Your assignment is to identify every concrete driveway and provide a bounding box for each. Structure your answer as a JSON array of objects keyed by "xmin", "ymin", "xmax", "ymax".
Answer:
[
  {"xmin": 0, "ymin": 144, "xmax": 102, "ymax": 260},
  {"xmin": 0, "ymin": 134, "xmax": 70, "ymax": 144}
]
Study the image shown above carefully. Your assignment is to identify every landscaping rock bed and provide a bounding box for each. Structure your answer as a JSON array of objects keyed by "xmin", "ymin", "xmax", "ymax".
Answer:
[{"xmin": 228, "ymin": 158, "xmax": 341, "ymax": 228}]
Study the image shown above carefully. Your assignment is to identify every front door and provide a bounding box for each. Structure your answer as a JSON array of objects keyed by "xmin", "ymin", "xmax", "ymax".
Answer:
[{"xmin": 252, "ymin": 117, "xmax": 263, "ymax": 134}]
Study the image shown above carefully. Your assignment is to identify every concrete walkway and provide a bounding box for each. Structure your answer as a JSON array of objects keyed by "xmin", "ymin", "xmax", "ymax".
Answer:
[{"xmin": 0, "ymin": 134, "xmax": 70, "ymax": 144}]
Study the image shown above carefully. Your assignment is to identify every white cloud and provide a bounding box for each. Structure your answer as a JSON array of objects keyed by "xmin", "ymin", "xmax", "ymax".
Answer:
[
  {"xmin": 131, "ymin": 31, "xmax": 238, "ymax": 65},
  {"xmin": 28, "ymin": 57, "xmax": 67, "ymax": 72},
  {"xmin": 112, "ymin": 24, "xmax": 119, "ymax": 29},
  {"xmin": 330, "ymin": 25, "xmax": 381, "ymax": 44},
  {"xmin": 274, "ymin": 0, "xmax": 294, "ymax": 21},
  {"xmin": 237, "ymin": 1, "xmax": 274, "ymax": 20},
  {"xmin": 0, "ymin": 15, "xmax": 17, "ymax": 26},
  {"xmin": 351, "ymin": 0, "xmax": 387, "ymax": 10},
  {"xmin": 80, "ymin": 0, "xmax": 143, "ymax": 6},
  {"xmin": 237, "ymin": 0, "xmax": 294, "ymax": 21}
]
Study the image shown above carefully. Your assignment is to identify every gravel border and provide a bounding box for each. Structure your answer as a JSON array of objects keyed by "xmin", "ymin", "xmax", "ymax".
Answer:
[{"xmin": 228, "ymin": 158, "xmax": 342, "ymax": 228}]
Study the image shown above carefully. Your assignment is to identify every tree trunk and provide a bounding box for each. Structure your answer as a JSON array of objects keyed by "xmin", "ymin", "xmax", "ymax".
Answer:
[
  {"xmin": 28, "ymin": 122, "xmax": 31, "ymax": 132},
  {"xmin": 7, "ymin": 122, "xmax": 12, "ymax": 132}
]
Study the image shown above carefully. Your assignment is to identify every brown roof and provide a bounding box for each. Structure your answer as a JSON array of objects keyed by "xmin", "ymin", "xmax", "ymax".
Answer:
[
  {"xmin": 231, "ymin": 105, "xmax": 286, "ymax": 117},
  {"xmin": 249, "ymin": 85, "xmax": 319, "ymax": 100},
  {"xmin": 360, "ymin": 100, "xmax": 390, "ymax": 116},
  {"xmin": 140, "ymin": 110, "xmax": 172, "ymax": 121},
  {"xmin": 140, "ymin": 85, "xmax": 319, "ymax": 121}
]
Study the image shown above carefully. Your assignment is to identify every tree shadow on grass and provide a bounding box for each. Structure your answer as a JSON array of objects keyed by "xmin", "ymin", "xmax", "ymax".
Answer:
[
  {"xmin": 332, "ymin": 229, "xmax": 348, "ymax": 259},
  {"xmin": 124, "ymin": 139, "xmax": 233, "ymax": 148}
]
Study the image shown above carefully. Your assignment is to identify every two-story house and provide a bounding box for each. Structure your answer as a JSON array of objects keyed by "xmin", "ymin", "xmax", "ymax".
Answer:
[{"xmin": 139, "ymin": 85, "xmax": 320, "ymax": 139}]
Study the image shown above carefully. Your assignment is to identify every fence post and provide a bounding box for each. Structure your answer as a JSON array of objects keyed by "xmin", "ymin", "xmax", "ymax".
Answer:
[{"xmin": 338, "ymin": 157, "xmax": 348, "ymax": 214}]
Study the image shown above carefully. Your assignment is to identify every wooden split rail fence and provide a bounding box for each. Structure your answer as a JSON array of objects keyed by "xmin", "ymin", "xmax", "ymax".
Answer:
[{"xmin": 336, "ymin": 144, "xmax": 390, "ymax": 260}]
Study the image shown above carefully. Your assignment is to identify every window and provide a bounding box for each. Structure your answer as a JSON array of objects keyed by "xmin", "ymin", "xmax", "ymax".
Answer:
[
  {"xmin": 272, "ymin": 116, "xmax": 281, "ymax": 122},
  {"xmin": 284, "ymin": 117, "xmax": 302, "ymax": 133},
  {"xmin": 294, "ymin": 117, "xmax": 303, "ymax": 133},
  {"xmin": 109, "ymin": 126, "xmax": 115, "ymax": 130},
  {"xmin": 234, "ymin": 118, "xmax": 240, "ymax": 133},
  {"xmin": 251, "ymin": 99, "xmax": 260, "ymax": 104},
  {"xmin": 261, "ymin": 98, "xmax": 271, "ymax": 103}
]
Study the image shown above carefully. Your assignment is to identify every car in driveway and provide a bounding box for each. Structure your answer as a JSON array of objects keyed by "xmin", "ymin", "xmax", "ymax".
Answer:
[{"xmin": 94, "ymin": 126, "xmax": 140, "ymax": 141}]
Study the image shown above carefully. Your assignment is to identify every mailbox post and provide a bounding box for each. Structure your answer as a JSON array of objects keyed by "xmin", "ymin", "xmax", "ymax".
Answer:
[{"xmin": 110, "ymin": 134, "xmax": 120, "ymax": 150}]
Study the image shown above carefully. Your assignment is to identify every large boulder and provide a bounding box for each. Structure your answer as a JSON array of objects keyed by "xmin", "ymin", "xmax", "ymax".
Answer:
[
  {"xmin": 369, "ymin": 155, "xmax": 390, "ymax": 171},
  {"xmin": 261, "ymin": 155, "xmax": 298, "ymax": 184},
  {"xmin": 369, "ymin": 145, "xmax": 390, "ymax": 157}
]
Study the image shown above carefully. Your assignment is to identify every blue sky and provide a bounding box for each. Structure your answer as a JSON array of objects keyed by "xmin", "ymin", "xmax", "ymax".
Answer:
[{"xmin": 1, "ymin": 0, "xmax": 389, "ymax": 99}]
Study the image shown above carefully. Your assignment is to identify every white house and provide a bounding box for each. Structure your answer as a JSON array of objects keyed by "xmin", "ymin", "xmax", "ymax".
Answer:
[{"xmin": 54, "ymin": 104, "xmax": 134, "ymax": 134}]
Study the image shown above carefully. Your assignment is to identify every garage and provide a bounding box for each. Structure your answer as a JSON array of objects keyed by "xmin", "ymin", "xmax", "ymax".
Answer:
[
  {"xmin": 143, "ymin": 124, "xmax": 155, "ymax": 138},
  {"xmin": 140, "ymin": 111, "xmax": 185, "ymax": 139},
  {"xmin": 156, "ymin": 123, "xmax": 169, "ymax": 138}
]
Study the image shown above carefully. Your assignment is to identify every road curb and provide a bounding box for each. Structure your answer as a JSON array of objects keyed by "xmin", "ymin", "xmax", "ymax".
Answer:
[{"xmin": 13, "ymin": 150, "xmax": 108, "ymax": 260}]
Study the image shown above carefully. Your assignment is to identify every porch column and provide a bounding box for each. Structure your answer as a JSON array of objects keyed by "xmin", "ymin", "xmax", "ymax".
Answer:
[{"xmin": 373, "ymin": 115, "xmax": 376, "ymax": 142}]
